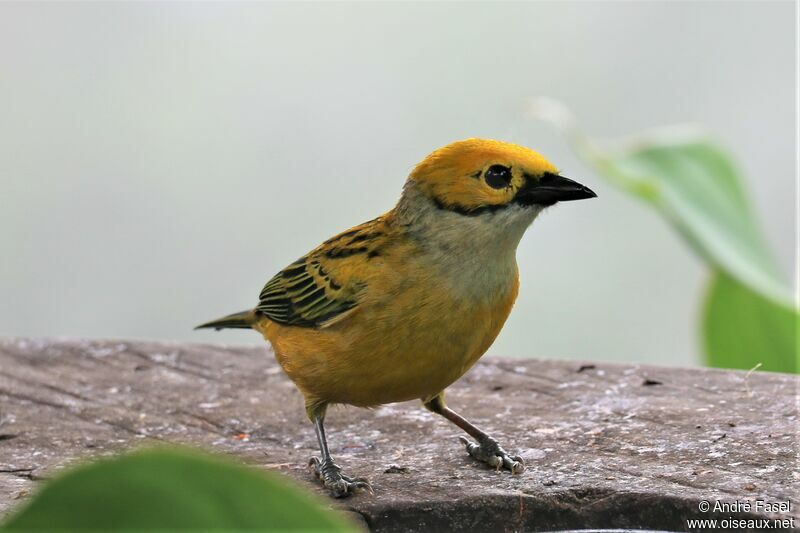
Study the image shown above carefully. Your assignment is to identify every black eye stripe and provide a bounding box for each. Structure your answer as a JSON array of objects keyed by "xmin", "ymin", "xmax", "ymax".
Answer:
[{"xmin": 484, "ymin": 164, "xmax": 512, "ymax": 189}]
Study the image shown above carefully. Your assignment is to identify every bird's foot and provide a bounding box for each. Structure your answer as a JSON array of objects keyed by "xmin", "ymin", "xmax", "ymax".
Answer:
[
  {"xmin": 458, "ymin": 436, "xmax": 525, "ymax": 474},
  {"xmin": 308, "ymin": 457, "xmax": 372, "ymax": 498}
]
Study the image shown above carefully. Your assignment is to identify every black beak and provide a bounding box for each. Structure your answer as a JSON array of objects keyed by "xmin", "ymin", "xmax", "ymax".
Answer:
[{"xmin": 516, "ymin": 172, "xmax": 597, "ymax": 207}]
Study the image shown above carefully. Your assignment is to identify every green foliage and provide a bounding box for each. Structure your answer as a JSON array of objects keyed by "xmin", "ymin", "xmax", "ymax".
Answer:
[
  {"xmin": 591, "ymin": 133, "xmax": 797, "ymax": 373},
  {"xmin": 704, "ymin": 271, "xmax": 798, "ymax": 373},
  {"xmin": 596, "ymin": 136, "xmax": 791, "ymax": 307},
  {"xmin": 3, "ymin": 447, "xmax": 354, "ymax": 531},
  {"xmin": 534, "ymin": 100, "xmax": 797, "ymax": 373}
]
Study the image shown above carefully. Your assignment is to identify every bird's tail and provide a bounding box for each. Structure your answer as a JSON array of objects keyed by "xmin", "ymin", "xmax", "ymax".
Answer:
[{"xmin": 194, "ymin": 309, "xmax": 256, "ymax": 331}]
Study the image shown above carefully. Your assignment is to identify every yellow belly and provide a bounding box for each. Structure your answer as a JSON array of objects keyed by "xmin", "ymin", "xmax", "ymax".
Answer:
[{"xmin": 260, "ymin": 274, "xmax": 519, "ymax": 410}]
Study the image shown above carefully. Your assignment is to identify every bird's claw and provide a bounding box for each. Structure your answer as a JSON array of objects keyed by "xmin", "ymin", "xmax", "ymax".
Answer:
[
  {"xmin": 458, "ymin": 436, "xmax": 525, "ymax": 474},
  {"xmin": 308, "ymin": 456, "xmax": 372, "ymax": 498}
]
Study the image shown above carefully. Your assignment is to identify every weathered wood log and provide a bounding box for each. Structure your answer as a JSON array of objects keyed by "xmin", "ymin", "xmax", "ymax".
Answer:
[{"xmin": 0, "ymin": 338, "xmax": 796, "ymax": 532}]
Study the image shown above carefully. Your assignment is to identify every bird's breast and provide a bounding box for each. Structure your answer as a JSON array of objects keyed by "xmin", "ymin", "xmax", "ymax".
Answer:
[
  {"xmin": 346, "ymin": 259, "xmax": 520, "ymax": 404},
  {"xmin": 263, "ymin": 232, "xmax": 522, "ymax": 408}
]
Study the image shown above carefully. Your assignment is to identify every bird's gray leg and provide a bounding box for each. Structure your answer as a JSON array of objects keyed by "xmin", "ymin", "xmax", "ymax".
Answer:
[
  {"xmin": 308, "ymin": 411, "xmax": 372, "ymax": 498},
  {"xmin": 423, "ymin": 393, "xmax": 524, "ymax": 474}
]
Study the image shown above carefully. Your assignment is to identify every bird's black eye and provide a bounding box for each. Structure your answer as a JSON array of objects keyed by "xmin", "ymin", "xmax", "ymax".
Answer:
[{"xmin": 484, "ymin": 165, "xmax": 512, "ymax": 189}]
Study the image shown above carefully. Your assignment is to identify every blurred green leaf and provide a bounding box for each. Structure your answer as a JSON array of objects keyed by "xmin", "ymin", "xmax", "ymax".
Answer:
[
  {"xmin": 532, "ymin": 99, "xmax": 797, "ymax": 373},
  {"xmin": 3, "ymin": 447, "xmax": 354, "ymax": 531},
  {"xmin": 594, "ymin": 134, "xmax": 791, "ymax": 307},
  {"xmin": 703, "ymin": 271, "xmax": 798, "ymax": 373},
  {"xmin": 591, "ymin": 134, "xmax": 797, "ymax": 373}
]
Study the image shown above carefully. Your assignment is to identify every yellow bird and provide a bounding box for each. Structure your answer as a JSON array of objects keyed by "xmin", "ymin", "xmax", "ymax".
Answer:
[{"xmin": 197, "ymin": 138, "xmax": 596, "ymax": 497}]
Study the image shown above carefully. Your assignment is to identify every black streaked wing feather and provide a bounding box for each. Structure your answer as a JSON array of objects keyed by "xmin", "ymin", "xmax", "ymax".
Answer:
[
  {"xmin": 257, "ymin": 258, "xmax": 358, "ymax": 328},
  {"xmin": 257, "ymin": 218, "xmax": 386, "ymax": 328}
]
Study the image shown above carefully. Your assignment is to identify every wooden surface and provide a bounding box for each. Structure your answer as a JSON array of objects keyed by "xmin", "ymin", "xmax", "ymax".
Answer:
[{"xmin": 0, "ymin": 338, "xmax": 797, "ymax": 532}]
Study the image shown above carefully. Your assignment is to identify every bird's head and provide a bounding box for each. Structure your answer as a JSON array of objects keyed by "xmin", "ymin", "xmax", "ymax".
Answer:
[
  {"xmin": 396, "ymin": 138, "xmax": 596, "ymax": 253},
  {"xmin": 405, "ymin": 138, "xmax": 596, "ymax": 216}
]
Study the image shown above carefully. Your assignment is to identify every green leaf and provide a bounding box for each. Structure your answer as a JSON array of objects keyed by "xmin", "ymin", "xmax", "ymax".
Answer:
[
  {"xmin": 3, "ymin": 447, "xmax": 355, "ymax": 531},
  {"xmin": 703, "ymin": 271, "xmax": 798, "ymax": 373},
  {"xmin": 531, "ymin": 101, "xmax": 796, "ymax": 374},
  {"xmin": 593, "ymin": 133, "xmax": 791, "ymax": 307}
]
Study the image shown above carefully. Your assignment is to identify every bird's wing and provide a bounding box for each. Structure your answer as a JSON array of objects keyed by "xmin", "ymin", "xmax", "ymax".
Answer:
[{"xmin": 257, "ymin": 216, "xmax": 389, "ymax": 328}]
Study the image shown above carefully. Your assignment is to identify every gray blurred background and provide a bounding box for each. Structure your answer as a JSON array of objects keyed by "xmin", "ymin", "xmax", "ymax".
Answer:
[{"xmin": 0, "ymin": 2, "xmax": 794, "ymax": 367}]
